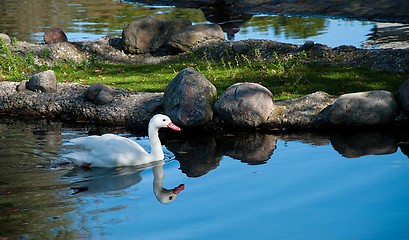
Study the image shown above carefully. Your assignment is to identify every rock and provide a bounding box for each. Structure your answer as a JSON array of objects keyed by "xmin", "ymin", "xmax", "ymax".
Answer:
[
  {"xmin": 396, "ymin": 79, "xmax": 409, "ymax": 115},
  {"xmin": 265, "ymin": 91, "xmax": 337, "ymax": 129},
  {"xmin": 163, "ymin": 67, "xmax": 217, "ymax": 126},
  {"xmin": 168, "ymin": 23, "xmax": 225, "ymax": 52},
  {"xmin": 26, "ymin": 70, "xmax": 57, "ymax": 93},
  {"xmin": 85, "ymin": 83, "xmax": 114, "ymax": 105},
  {"xmin": 122, "ymin": 15, "xmax": 192, "ymax": 54},
  {"xmin": 300, "ymin": 40, "xmax": 315, "ymax": 51},
  {"xmin": 327, "ymin": 90, "xmax": 399, "ymax": 126},
  {"xmin": 232, "ymin": 41, "xmax": 249, "ymax": 54},
  {"xmin": 44, "ymin": 28, "xmax": 68, "ymax": 44},
  {"xmin": 0, "ymin": 33, "xmax": 11, "ymax": 45},
  {"xmin": 214, "ymin": 82, "xmax": 274, "ymax": 127}
]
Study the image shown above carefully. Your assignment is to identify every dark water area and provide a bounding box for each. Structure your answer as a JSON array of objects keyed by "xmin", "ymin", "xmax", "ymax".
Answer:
[
  {"xmin": 0, "ymin": 0, "xmax": 383, "ymax": 48},
  {"xmin": 1, "ymin": 119, "xmax": 409, "ymax": 239}
]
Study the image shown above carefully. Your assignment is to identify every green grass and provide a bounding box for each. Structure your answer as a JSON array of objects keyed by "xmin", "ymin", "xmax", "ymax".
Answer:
[{"xmin": 1, "ymin": 39, "xmax": 408, "ymax": 99}]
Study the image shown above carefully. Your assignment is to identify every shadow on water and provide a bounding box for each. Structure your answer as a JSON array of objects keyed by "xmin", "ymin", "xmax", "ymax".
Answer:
[{"xmin": 164, "ymin": 126, "xmax": 409, "ymax": 177}]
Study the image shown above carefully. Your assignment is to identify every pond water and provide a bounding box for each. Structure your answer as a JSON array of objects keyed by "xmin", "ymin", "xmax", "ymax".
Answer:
[
  {"xmin": 1, "ymin": 119, "xmax": 409, "ymax": 239},
  {"xmin": 0, "ymin": 0, "xmax": 379, "ymax": 48}
]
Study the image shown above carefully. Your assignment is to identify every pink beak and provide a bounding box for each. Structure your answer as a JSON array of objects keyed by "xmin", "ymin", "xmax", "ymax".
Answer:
[
  {"xmin": 172, "ymin": 184, "xmax": 185, "ymax": 194},
  {"xmin": 167, "ymin": 122, "xmax": 181, "ymax": 131}
]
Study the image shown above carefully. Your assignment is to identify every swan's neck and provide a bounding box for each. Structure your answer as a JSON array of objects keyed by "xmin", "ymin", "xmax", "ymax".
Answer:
[
  {"xmin": 153, "ymin": 164, "xmax": 165, "ymax": 189},
  {"xmin": 153, "ymin": 164, "xmax": 166, "ymax": 196},
  {"xmin": 148, "ymin": 125, "xmax": 164, "ymax": 160}
]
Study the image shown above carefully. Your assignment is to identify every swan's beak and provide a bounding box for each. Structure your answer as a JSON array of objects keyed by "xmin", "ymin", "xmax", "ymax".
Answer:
[
  {"xmin": 172, "ymin": 184, "xmax": 185, "ymax": 194},
  {"xmin": 167, "ymin": 122, "xmax": 181, "ymax": 131}
]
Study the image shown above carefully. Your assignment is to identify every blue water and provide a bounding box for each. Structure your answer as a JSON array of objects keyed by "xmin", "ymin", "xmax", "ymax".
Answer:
[
  {"xmin": 235, "ymin": 15, "xmax": 374, "ymax": 48},
  {"xmin": 1, "ymin": 0, "xmax": 375, "ymax": 48},
  {"xmin": 1, "ymin": 121, "xmax": 408, "ymax": 239}
]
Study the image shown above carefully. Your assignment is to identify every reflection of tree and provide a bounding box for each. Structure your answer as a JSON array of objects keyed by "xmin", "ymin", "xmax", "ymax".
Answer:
[
  {"xmin": 245, "ymin": 15, "xmax": 328, "ymax": 39},
  {"xmin": 0, "ymin": 0, "xmax": 206, "ymax": 42},
  {"xmin": 1, "ymin": 0, "xmax": 329, "ymax": 43},
  {"xmin": 0, "ymin": 121, "xmax": 78, "ymax": 238}
]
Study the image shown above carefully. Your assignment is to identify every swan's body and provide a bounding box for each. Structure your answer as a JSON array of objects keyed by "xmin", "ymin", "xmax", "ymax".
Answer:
[{"xmin": 66, "ymin": 114, "xmax": 181, "ymax": 167}]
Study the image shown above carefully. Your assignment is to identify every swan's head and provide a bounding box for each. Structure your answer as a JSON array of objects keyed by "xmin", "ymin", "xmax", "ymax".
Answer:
[
  {"xmin": 156, "ymin": 184, "xmax": 185, "ymax": 204},
  {"xmin": 150, "ymin": 114, "xmax": 181, "ymax": 131}
]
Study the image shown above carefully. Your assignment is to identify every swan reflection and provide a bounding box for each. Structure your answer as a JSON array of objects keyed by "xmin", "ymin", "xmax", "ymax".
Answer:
[{"xmin": 65, "ymin": 161, "xmax": 184, "ymax": 204}]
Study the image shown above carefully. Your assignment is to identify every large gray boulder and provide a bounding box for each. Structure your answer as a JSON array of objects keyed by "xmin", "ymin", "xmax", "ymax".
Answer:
[
  {"xmin": 163, "ymin": 67, "xmax": 217, "ymax": 126},
  {"xmin": 396, "ymin": 79, "xmax": 409, "ymax": 115},
  {"xmin": 214, "ymin": 82, "xmax": 274, "ymax": 127},
  {"xmin": 327, "ymin": 90, "xmax": 399, "ymax": 126},
  {"xmin": 26, "ymin": 70, "xmax": 57, "ymax": 93},
  {"xmin": 168, "ymin": 23, "xmax": 225, "ymax": 52},
  {"xmin": 122, "ymin": 15, "xmax": 192, "ymax": 54}
]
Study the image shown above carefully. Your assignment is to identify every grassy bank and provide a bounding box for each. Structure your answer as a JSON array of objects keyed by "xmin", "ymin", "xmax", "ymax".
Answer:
[{"xmin": 1, "ymin": 39, "xmax": 408, "ymax": 99}]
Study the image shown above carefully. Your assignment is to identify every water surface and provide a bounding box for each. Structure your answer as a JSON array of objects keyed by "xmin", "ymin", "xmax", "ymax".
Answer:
[
  {"xmin": 0, "ymin": 0, "xmax": 376, "ymax": 48},
  {"xmin": 1, "ymin": 120, "xmax": 409, "ymax": 239}
]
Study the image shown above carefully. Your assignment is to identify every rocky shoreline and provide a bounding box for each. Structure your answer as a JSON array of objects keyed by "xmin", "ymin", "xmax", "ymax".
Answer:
[
  {"xmin": 1, "ymin": 67, "xmax": 409, "ymax": 132},
  {"xmin": 1, "ymin": 14, "xmax": 409, "ymax": 131}
]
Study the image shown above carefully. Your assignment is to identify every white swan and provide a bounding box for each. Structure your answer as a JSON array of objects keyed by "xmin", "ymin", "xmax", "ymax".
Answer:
[{"xmin": 66, "ymin": 114, "xmax": 181, "ymax": 167}]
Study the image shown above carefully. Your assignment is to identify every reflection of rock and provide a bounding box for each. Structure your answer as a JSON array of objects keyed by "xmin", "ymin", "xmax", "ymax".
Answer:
[
  {"xmin": 330, "ymin": 130, "xmax": 398, "ymax": 158},
  {"xmin": 201, "ymin": 6, "xmax": 253, "ymax": 41},
  {"xmin": 277, "ymin": 132, "xmax": 330, "ymax": 146},
  {"xmin": 166, "ymin": 133, "xmax": 222, "ymax": 177},
  {"xmin": 364, "ymin": 23, "xmax": 409, "ymax": 49},
  {"xmin": 220, "ymin": 131, "xmax": 276, "ymax": 164}
]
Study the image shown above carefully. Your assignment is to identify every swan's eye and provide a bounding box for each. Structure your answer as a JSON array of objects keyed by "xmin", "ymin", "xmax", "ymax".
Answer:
[
  {"xmin": 163, "ymin": 119, "xmax": 166, "ymax": 122},
  {"xmin": 169, "ymin": 196, "xmax": 173, "ymax": 200}
]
